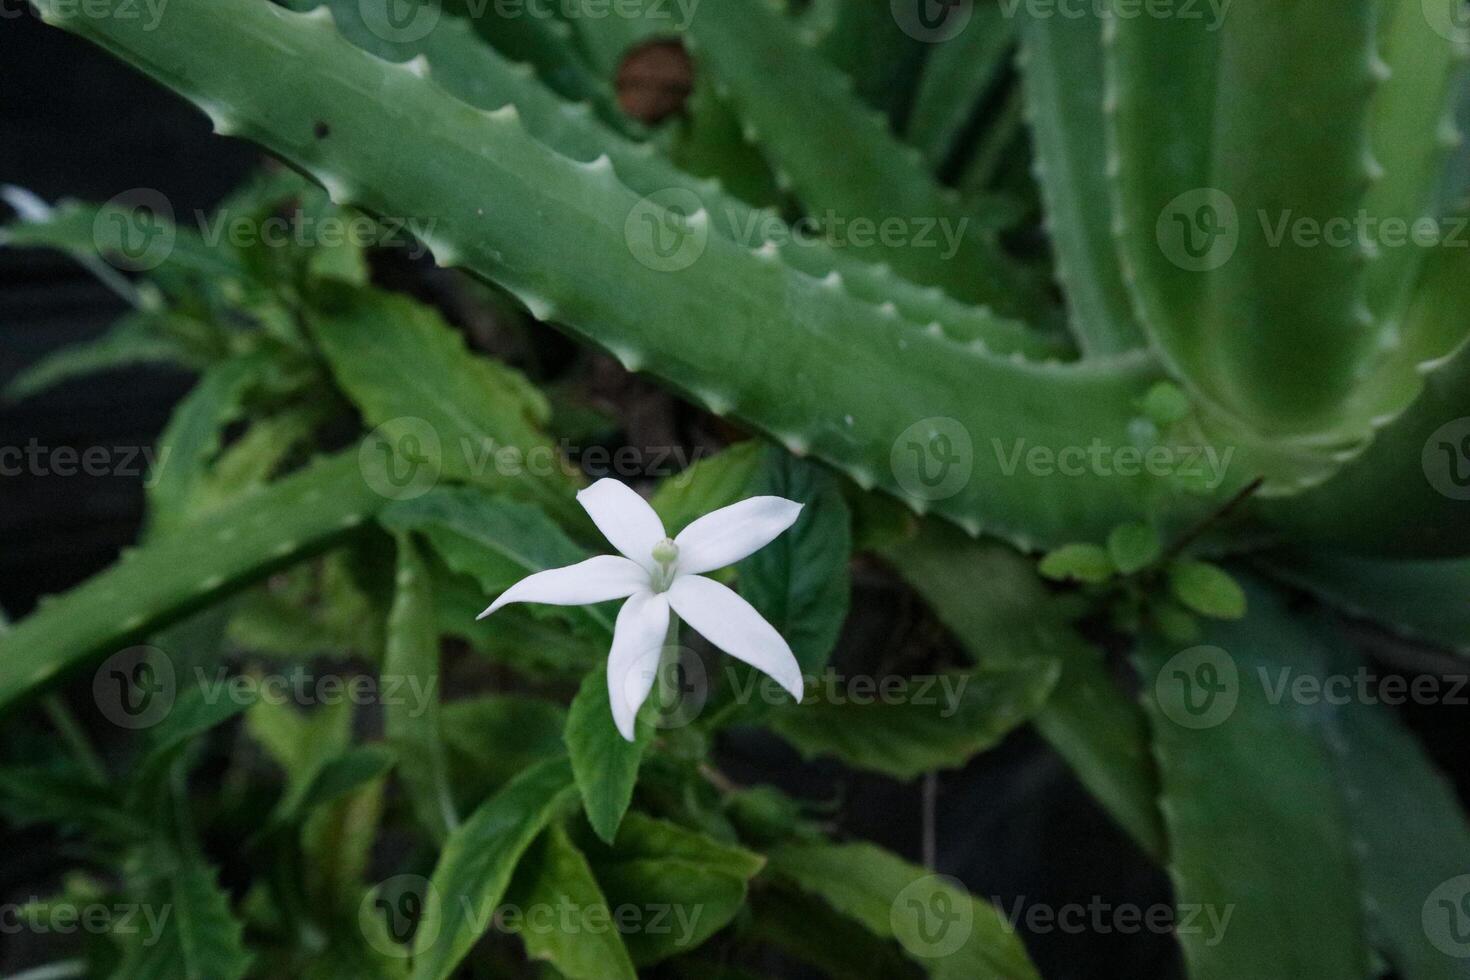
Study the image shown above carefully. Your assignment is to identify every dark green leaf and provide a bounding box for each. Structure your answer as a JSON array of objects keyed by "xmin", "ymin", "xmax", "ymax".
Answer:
[
  {"xmin": 566, "ymin": 667, "xmax": 651, "ymax": 844},
  {"xmin": 411, "ymin": 756, "xmax": 578, "ymax": 980},
  {"xmin": 766, "ymin": 661, "xmax": 1059, "ymax": 781}
]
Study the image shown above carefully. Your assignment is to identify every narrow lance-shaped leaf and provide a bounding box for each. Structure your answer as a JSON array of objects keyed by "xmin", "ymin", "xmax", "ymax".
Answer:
[
  {"xmin": 385, "ymin": 535, "xmax": 457, "ymax": 841},
  {"xmin": 412, "ymin": 756, "xmax": 579, "ymax": 980},
  {"xmin": 0, "ymin": 447, "xmax": 392, "ymax": 714}
]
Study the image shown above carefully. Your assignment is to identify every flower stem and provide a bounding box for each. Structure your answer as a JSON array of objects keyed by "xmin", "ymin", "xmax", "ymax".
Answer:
[{"xmin": 656, "ymin": 617, "xmax": 681, "ymax": 718}]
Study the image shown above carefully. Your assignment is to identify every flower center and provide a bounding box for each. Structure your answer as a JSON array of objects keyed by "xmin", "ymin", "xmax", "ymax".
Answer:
[{"xmin": 650, "ymin": 537, "xmax": 679, "ymax": 592}]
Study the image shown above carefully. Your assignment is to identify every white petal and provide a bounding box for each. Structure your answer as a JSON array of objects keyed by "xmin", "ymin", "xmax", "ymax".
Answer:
[
  {"xmin": 673, "ymin": 496, "xmax": 803, "ymax": 575},
  {"xmin": 477, "ymin": 555, "xmax": 648, "ymax": 619},
  {"xmin": 576, "ymin": 479, "xmax": 667, "ymax": 570},
  {"xmin": 606, "ymin": 591, "xmax": 670, "ymax": 741},
  {"xmin": 667, "ymin": 575, "xmax": 803, "ymax": 701}
]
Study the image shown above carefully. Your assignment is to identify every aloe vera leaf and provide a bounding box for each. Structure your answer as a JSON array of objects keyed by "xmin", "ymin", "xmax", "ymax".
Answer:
[
  {"xmin": 796, "ymin": 0, "xmax": 927, "ymax": 124},
  {"xmin": 906, "ymin": 3, "xmax": 1014, "ymax": 170},
  {"xmin": 683, "ymin": 0, "xmax": 1049, "ymax": 316},
  {"xmin": 1134, "ymin": 583, "xmax": 1369, "ymax": 979},
  {"xmin": 1310, "ymin": 643, "xmax": 1470, "ymax": 980},
  {"xmin": 1258, "ymin": 245, "xmax": 1470, "ymax": 557},
  {"xmin": 0, "ymin": 446, "xmax": 392, "ymax": 713},
  {"xmin": 39, "ymin": 0, "xmax": 1254, "ymax": 551},
  {"xmin": 1263, "ymin": 550, "xmax": 1470, "ymax": 652},
  {"xmin": 883, "ymin": 524, "xmax": 1165, "ymax": 858},
  {"xmin": 1363, "ymin": 0, "xmax": 1469, "ymax": 330},
  {"xmin": 299, "ymin": 0, "xmax": 1059, "ymax": 357},
  {"xmin": 1106, "ymin": 1, "xmax": 1380, "ymax": 434},
  {"xmin": 1019, "ymin": 8, "xmax": 1144, "ymax": 356},
  {"xmin": 385, "ymin": 534, "xmax": 458, "ymax": 842}
]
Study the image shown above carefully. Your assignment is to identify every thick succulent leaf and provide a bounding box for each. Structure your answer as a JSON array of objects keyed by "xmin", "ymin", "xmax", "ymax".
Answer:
[
  {"xmin": 504, "ymin": 822, "xmax": 639, "ymax": 980},
  {"xmin": 767, "ymin": 841, "xmax": 1039, "ymax": 980},
  {"xmin": 565, "ymin": 665, "xmax": 650, "ymax": 844},
  {"xmin": 1258, "ymin": 242, "xmax": 1470, "ymax": 557},
  {"xmin": 296, "ymin": 0, "xmax": 1059, "ymax": 359},
  {"xmin": 1106, "ymin": 0, "xmax": 1380, "ymax": 434},
  {"xmin": 573, "ymin": 811, "xmax": 764, "ymax": 965},
  {"xmin": 1133, "ymin": 583, "xmax": 1369, "ymax": 979},
  {"xmin": 412, "ymin": 756, "xmax": 579, "ymax": 980},
  {"xmin": 385, "ymin": 535, "xmax": 457, "ymax": 841},
  {"xmin": 1311, "ymin": 642, "xmax": 1470, "ymax": 980},
  {"xmin": 0, "ymin": 448, "xmax": 389, "ymax": 714},
  {"xmin": 797, "ymin": 0, "xmax": 927, "ymax": 123},
  {"xmin": 36, "ymin": 0, "xmax": 1249, "ymax": 551},
  {"xmin": 1363, "ymin": 0, "xmax": 1469, "ymax": 327},
  {"xmin": 684, "ymin": 0, "xmax": 1048, "ymax": 315},
  {"xmin": 885, "ymin": 524, "xmax": 1165, "ymax": 858},
  {"xmin": 766, "ymin": 660, "xmax": 1059, "ymax": 781},
  {"xmin": 1264, "ymin": 549, "xmax": 1470, "ymax": 653},
  {"xmin": 905, "ymin": 4, "xmax": 1014, "ymax": 170},
  {"xmin": 1019, "ymin": 7, "xmax": 1143, "ymax": 355}
]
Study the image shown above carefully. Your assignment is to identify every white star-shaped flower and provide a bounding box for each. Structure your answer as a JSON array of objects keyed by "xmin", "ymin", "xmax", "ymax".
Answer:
[{"xmin": 478, "ymin": 478, "xmax": 806, "ymax": 740}]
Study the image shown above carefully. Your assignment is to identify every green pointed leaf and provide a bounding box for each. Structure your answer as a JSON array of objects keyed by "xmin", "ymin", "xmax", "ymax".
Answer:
[
  {"xmin": 768, "ymin": 841, "xmax": 1038, "ymax": 980},
  {"xmin": 411, "ymin": 756, "xmax": 578, "ymax": 980},
  {"xmin": 111, "ymin": 858, "xmax": 253, "ymax": 980},
  {"xmin": 736, "ymin": 449, "xmax": 852, "ymax": 675},
  {"xmin": 1168, "ymin": 560, "xmax": 1246, "ymax": 620},
  {"xmin": 649, "ymin": 440, "xmax": 764, "ymax": 536},
  {"xmin": 566, "ymin": 666, "xmax": 651, "ymax": 844},
  {"xmin": 440, "ymin": 695, "xmax": 567, "ymax": 809},
  {"xmin": 505, "ymin": 823, "xmax": 638, "ymax": 980},
  {"xmin": 309, "ymin": 282, "xmax": 581, "ymax": 525},
  {"xmin": 766, "ymin": 661, "xmax": 1059, "ymax": 781},
  {"xmin": 385, "ymin": 534, "xmax": 457, "ymax": 841},
  {"xmin": 1038, "ymin": 542, "xmax": 1114, "ymax": 584},
  {"xmin": 575, "ymin": 812, "xmax": 764, "ymax": 965},
  {"xmin": 1106, "ymin": 522, "xmax": 1161, "ymax": 575}
]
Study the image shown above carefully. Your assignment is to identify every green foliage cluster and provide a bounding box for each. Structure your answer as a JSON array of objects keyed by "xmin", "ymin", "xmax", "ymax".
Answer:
[{"xmin": 3, "ymin": 0, "xmax": 1470, "ymax": 977}]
